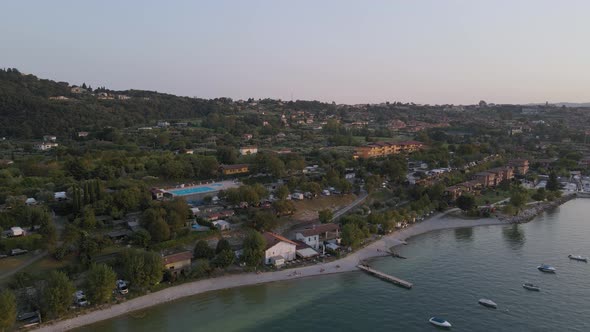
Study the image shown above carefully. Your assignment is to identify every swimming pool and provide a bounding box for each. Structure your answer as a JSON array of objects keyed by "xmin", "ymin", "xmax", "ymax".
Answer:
[{"xmin": 168, "ymin": 186, "xmax": 215, "ymax": 196}]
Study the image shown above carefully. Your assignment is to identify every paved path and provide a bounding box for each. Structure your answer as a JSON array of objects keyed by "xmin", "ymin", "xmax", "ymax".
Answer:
[
  {"xmin": 0, "ymin": 251, "xmax": 47, "ymax": 280},
  {"xmin": 332, "ymin": 191, "xmax": 368, "ymax": 221}
]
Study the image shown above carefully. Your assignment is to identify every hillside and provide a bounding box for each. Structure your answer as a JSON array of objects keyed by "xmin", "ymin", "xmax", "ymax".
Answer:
[{"xmin": 0, "ymin": 68, "xmax": 231, "ymax": 138}]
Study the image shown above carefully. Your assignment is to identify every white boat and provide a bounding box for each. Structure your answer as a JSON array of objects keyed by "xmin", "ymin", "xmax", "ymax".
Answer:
[
  {"xmin": 429, "ymin": 317, "xmax": 452, "ymax": 328},
  {"xmin": 568, "ymin": 255, "xmax": 588, "ymax": 262},
  {"xmin": 478, "ymin": 298, "xmax": 498, "ymax": 309},
  {"xmin": 537, "ymin": 264, "xmax": 556, "ymax": 273}
]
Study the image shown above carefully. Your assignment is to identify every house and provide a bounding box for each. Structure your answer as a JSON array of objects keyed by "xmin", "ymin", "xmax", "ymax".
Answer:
[
  {"xmin": 220, "ymin": 164, "xmax": 249, "ymax": 175},
  {"xmin": 243, "ymin": 134, "xmax": 253, "ymax": 141},
  {"xmin": 157, "ymin": 121, "xmax": 170, "ymax": 128},
  {"xmin": 9, "ymin": 227, "xmax": 25, "ymax": 237},
  {"xmin": 25, "ymin": 198, "xmax": 37, "ymax": 206},
  {"xmin": 43, "ymin": 135, "xmax": 57, "ymax": 142},
  {"xmin": 35, "ymin": 142, "xmax": 59, "ymax": 151},
  {"xmin": 212, "ymin": 220, "xmax": 231, "ymax": 231},
  {"xmin": 263, "ymin": 232, "xmax": 297, "ymax": 266},
  {"xmin": 239, "ymin": 146, "xmax": 258, "ymax": 156},
  {"xmin": 70, "ymin": 86, "xmax": 87, "ymax": 94},
  {"xmin": 474, "ymin": 172, "xmax": 497, "ymax": 188},
  {"xmin": 77, "ymin": 131, "xmax": 89, "ymax": 137},
  {"xmin": 295, "ymin": 224, "xmax": 340, "ymax": 251},
  {"xmin": 150, "ymin": 188, "xmax": 165, "ymax": 200},
  {"xmin": 162, "ymin": 251, "xmax": 193, "ymax": 277}
]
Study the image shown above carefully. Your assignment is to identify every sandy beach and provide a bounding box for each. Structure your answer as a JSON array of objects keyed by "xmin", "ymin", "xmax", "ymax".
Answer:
[{"xmin": 36, "ymin": 211, "xmax": 506, "ymax": 332}]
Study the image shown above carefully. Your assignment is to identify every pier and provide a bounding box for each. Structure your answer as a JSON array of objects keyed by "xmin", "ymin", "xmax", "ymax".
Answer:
[{"xmin": 357, "ymin": 264, "xmax": 413, "ymax": 289}]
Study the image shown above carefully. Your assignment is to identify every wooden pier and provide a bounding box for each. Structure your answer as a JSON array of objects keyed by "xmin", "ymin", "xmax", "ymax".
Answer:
[{"xmin": 357, "ymin": 264, "xmax": 413, "ymax": 289}]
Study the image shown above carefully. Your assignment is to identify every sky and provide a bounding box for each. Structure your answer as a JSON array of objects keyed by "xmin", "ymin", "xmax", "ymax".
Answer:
[{"xmin": 2, "ymin": 0, "xmax": 590, "ymax": 105}]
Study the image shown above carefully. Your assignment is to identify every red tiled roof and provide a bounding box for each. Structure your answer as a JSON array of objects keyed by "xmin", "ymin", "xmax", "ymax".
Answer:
[
  {"xmin": 262, "ymin": 232, "xmax": 297, "ymax": 250},
  {"xmin": 162, "ymin": 251, "xmax": 192, "ymax": 265}
]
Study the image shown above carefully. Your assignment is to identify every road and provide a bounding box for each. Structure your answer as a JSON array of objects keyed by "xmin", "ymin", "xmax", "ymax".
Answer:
[{"xmin": 331, "ymin": 191, "xmax": 369, "ymax": 221}]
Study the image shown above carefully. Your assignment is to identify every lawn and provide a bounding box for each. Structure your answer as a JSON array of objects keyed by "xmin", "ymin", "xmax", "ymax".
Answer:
[
  {"xmin": 290, "ymin": 194, "xmax": 356, "ymax": 223},
  {"xmin": 475, "ymin": 188, "xmax": 511, "ymax": 206},
  {"xmin": 0, "ymin": 255, "xmax": 31, "ymax": 275}
]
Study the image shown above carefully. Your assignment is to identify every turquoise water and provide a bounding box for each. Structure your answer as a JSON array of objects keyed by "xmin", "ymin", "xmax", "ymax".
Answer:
[
  {"xmin": 168, "ymin": 186, "xmax": 215, "ymax": 196},
  {"xmin": 82, "ymin": 199, "xmax": 590, "ymax": 331}
]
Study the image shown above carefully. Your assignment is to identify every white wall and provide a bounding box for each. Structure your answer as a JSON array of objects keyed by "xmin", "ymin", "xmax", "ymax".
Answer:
[{"xmin": 265, "ymin": 242, "xmax": 296, "ymax": 264}]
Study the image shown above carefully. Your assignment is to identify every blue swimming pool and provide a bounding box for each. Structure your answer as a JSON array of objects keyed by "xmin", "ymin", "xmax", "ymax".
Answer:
[{"xmin": 168, "ymin": 186, "xmax": 215, "ymax": 196}]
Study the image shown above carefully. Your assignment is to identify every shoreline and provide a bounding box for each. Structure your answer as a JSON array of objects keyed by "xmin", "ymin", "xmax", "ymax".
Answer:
[
  {"xmin": 36, "ymin": 211, "xmax": 507, "ymax": 332},
  {"xmin": 36, "ymin": 195, "xmax": 578, "ymax": 331}
]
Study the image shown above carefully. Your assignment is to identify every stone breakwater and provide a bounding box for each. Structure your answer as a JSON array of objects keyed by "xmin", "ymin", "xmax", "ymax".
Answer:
[{"xmin": 500, "ymin": 193, "xmax": 576, "ymax": 223}]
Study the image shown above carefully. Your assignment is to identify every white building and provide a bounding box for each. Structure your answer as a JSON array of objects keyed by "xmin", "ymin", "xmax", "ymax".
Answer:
[
  {"xmin": 35, "ymin": 142, "xmax": 59, "ymax": 151},
  {"xmin": 263, "ymin": 232, "xmax": 297, "ymax": 266},
  {"xmin": 239, "ymin": 146, "xmax": 258, "ymax": 156},
  {"xmin": 212, "ymin": 220, "xmax": 231, "ymax": 231},
  {"xmin": 10, "ymin": 226, "xmax": 25, "ymax": 237},
  {"xmin": 295, "ymin": 224, "xmax": 340, "ymax": 251}
]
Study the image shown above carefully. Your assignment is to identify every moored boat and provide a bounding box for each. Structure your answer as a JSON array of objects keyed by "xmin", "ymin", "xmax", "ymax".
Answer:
[
  {"xmin": 568, "ymin": 254, "xmax": 588, "ymax": 262},
  {"xmin": 478, "ymin": 298, "xmax": 498, "ymax": 309},
  {"xmin": 429, "ymin": 317, "xmax": 452, "ymax": 328},
  {"xmin": 537, "ymin": 264, "xmax": 556, "ymax": 273},
  {"xmin": 522, "ymin": 283, "xmax": 540, "ymax": 291}
]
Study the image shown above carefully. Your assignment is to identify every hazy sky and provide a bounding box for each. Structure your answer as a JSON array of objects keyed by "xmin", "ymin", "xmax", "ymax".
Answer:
[{"xmin": 2, "ymin": 0, "xmax": 589, "ymax": 104}]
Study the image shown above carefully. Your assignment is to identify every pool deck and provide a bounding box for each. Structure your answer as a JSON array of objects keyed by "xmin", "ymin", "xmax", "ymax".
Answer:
[{"xmin": 163, "ymin": 180, "xmax": 240, "ymax": 196}]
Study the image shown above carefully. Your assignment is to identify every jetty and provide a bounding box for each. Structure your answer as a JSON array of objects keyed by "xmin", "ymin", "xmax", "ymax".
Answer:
[{"xmin": 357, "ymin": 264, "xmax": 413, "ymax": 289}]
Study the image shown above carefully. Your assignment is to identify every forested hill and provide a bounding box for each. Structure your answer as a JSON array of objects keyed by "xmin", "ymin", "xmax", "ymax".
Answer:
[{"xmin": 0, "ymin": 68, "xmax": 233, "ymax": 138}]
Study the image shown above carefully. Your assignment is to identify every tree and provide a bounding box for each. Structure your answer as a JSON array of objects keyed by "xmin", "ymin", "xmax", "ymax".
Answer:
[
  {"xmin": 147, "ymin": 214, "xmax": 170, "ymax": 243},
  {"xmin": 456, "ymin": 194, "xmax": 476, "ymax": 211},
  {"xmin": 131, "ymin": 229, "xmax": 151, "ymax": 247},
  {"xmin": 276, "ymin": 185, "xmax": 290, "ymax": 200},
  {"xmin": 242, "ymin": 231, "xmax": 266, "ymax": 267},
  {"xmin": 341, "ymin": 223, "xmax": 364, "ymax": 249},
  {"xmin": 510, "ymin": 190, "xmax": 528, "ymax": 210},
  {"xmin": 531, "ymin": 188, "xmax": 546, "ymax": 202},
  {"xmin": 215, "ymin": 238, "xmax": 231, "ymax": 254},
  {"xmin": 212, "ymin": 249, "xmax": 235, "ymax": 268},
  {"xmin": 120, "ymin": 249, "xmax": 163, "ymax": 290},
  {"xmin": 250, "ymin": 211, "xmax": 278, "ymax": 231},
  {"xmin": 194, "ymin": 240, "xmax": 215, "ymax": 259},
  {"xmin": 546, "ymin": 172, "xmax": 560, "ymax": 191},
  {"xmin": 318, "ymin": 209, "xmax": 333, "ymax": 223},
  {"xmin": 0, "ymin": 289, "xmax": 16, "ymax": 331},
  {"xmin": 81, "ymin": 205, "xmax": 97, "ymax": 229},
  {"xmin": 42, "ymin": 271, "xmax": 75, "ymax": 319},
  {"xmin": 85, "ymin": 264, "xmax": 116, "ymax": 305}
]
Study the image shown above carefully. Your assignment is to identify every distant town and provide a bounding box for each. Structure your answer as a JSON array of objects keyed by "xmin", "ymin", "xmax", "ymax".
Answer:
[{"xmin": 0, "ymin": 68, "xmax": 588, "ymax": 329}]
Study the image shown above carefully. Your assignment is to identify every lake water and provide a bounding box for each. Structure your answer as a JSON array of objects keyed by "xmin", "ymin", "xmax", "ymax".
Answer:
[{"xmin": 82, "ymin": 199, "xmax": 590, "ymax": 331}]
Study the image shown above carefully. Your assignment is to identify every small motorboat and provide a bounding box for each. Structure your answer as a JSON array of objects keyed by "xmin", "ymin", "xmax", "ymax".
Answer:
[
  {"xmin": 429, "ymin": 317, "xmax": 452, "ymax": 328},
  {"xmin": 478, "ymin": 298, "xmax": 498, "ymax": 309},
  {"xmin": 568, "ymin": 255, "xmax": 588, "ymax": 262},
  {"xmin": 522, "ymin": 283, "xmax": 540, "ymax": 291},
  {"xmin": 538, "ymin": 264, "xmax": 556, "ymax": 273}
]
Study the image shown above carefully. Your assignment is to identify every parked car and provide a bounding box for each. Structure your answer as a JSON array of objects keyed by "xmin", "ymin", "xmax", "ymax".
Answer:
[
  {"xmin": 10, "ymin": 248, "xmax": 28, "ymax": 256},
  {"xmin": 116, "ymin": 280, "xmax": 129, "ymax": 295},
  {"xmin": 75, "ymin": 290, "xmax": 89, "ymax": 306}
]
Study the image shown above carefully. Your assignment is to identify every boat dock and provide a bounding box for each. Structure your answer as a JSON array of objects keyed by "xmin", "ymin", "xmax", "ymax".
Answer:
[{"xmin": 357, "ymin": 264, "xmax": 413, "ymax": 289}]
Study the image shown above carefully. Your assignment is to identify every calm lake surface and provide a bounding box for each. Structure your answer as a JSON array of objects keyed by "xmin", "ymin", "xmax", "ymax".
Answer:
[{"xmin": 82, "ymin": 199, "xmax": 590, "ymax": 331}]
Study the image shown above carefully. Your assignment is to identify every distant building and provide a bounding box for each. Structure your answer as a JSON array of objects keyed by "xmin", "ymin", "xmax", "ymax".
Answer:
[
  {"xmin": 239, "ymin": 146, "xmax": 258, "ymax": 156},
  {"xmin": 70, "ymin": 86, "xmax": 87, "ymax": 94},
  {"xmin": 77, "ymin": 131, "xmax": 89, "ymax": 137},
  {"xmin": 49, "ymin": 96, "xmax": 69, "ymax": 100},
  {"xmin": 243, "ymin": 134, "xmax": 253, "ymax": 141},
  {"xmin": 43, "ymin": 135, "xmax": 57, "ymax": 142},
  {"xmin": 35, "ymin": 142, "xmax": 59, "ymax": 151},
  {"xmin": 212, "ymin": 220, "xmax": 231, "ymax": 231},
  {"xmin": 354, "ymin": 141, "xmax": 424, "ymax": 159},
  {"xmin": 150, "ymin": 188, "xmax": 165, "ymax": 200},
  {"xmin": 263, "ymin": 232, "xmax": 297, "ymax": 266},
  {"xmin": 220, "ymin": 164, "xmax": 249, "ymax": 175},
  {"xmin": 509, "ymin": 159, "xmax": 529, "ymax": 175},
  {"xmin": 157, "ymin": 121, "xmax": 170, "ymax": 128}
]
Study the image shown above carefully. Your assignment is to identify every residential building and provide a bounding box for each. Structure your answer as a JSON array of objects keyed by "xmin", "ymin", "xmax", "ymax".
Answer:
[
  {"xmin": 150, "ymin": 188, "xmax": 165, "ymax": 200},
  {"xmin": 162, "ymin": 251, "xmax": 193, "ymax": 277},
  {"xmin": 35, "ymin": 142, "xmax": 59, "ymax": 151},
  {"xmin": 43, "ymin": 135, "xmax": 57, "ymax": 142},
  {"xmin": 212, "ymin": 220, "xmax": 231, "ymax": 231},
  {"xmin": 263, "ymin": 232, "xmax": 297, "ymax": 266},
  {"xmin": 295, "ymin": 224, "xmax": 340, "ymax": 251},
  {"xmin": 70, "ymin": 86, "xmax": 86, "ymax": 94},
  {"xmin": 239, "ymin": 146, "xmax": 258, "ymax": 156},
  {"xmin": 474, "ymin": 172, "xmax": 497, "ymax": 187},
  {"xmin": 509, "ymin": 159, "xmax": 529, "ymax": 175},
  {"xmin": 220, "ymin": 164, "xmax": 249, "ymax": 175},
  {"xmin": 353, "ymin": 141, "xmax": 424, "ymax": 159},
  {"xmin": 77, "ymin": 131, "xmax": 89, "ymax": 137}
]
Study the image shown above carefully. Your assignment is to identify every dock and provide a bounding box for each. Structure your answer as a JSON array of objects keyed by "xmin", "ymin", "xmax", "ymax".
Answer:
[{"xmin": 357, "ymin": 264, "xmax": 413, "ymax": 289}]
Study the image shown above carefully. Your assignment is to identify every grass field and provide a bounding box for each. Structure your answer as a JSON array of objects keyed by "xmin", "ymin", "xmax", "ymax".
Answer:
[
  {"xmin": 475, "ymin": 188, "xmax": 511, "ymax": 206},
  {"xmin": 291, "ymin": 194, "xmax": 356, "ymax": 222}
]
